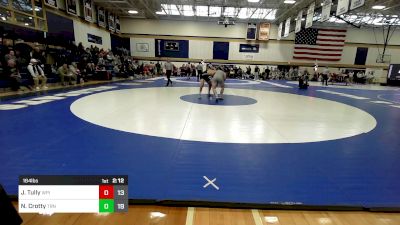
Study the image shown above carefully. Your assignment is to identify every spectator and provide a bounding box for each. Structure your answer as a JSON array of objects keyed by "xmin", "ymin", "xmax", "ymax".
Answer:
[
  {"xmin": 5, "ymin": 59, "xmax": 30, "ymax": 92},
  {"xmin": 349, "ymin": 70, "xmax": 354, "ymax": 83},
  {"xmin": 69, "ymin": 62, "xmax": 82, "ymax": 84},
  {"xmin": 196, "ymin": 62, "xmax": 203, "ymax": 82},
  {"xmin": 164, "ymin": 60, "xmax": 174, "ymax": 86},
  {"xmin": 4, "ymin": 49, "xmax": 16, "ymax": 62},
  {"xmin": 366, "ymin": 71, "xmax": 375, "ymax": 84},
  {"xmin": 27, "ymin": 59, "xmax": 47, "ymax": 90},
  {"xmin": 265, "ymin": 67, "xmax": 271, "ymax": 80},
  {"xmin": 254, "ymin": 65, "xmax": 260, "ymax": 80},
  {"xmin": 58, "ymin": 63, "xmax": 75, "ymax": 85},
  {"xmin": 322, "ymin": 66, "xmax": 329, "ymax": 86},
  {"xmin": 30, "ymin": 47, "xmax": 46, "ymax": 66},
  {"xmin": 156, "ymin": 61, "xmax": 161, "ymax": 76}
]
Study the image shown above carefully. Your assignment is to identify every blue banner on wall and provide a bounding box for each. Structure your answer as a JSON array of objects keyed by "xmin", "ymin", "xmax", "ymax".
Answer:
[
  {"xmin": 239, "ymin": 44, "xmax": 259, "ymax": 53},
  {"xmin": 88, "ymin": 34, "xmax": 102, "ymax": 44},
  {"xmin": 155, "ymin": 39, "xmax": 189, "ymax": 58},
  {"xmin": 213, "ymin": 42, "xmax": 229, "ymax": 60}
]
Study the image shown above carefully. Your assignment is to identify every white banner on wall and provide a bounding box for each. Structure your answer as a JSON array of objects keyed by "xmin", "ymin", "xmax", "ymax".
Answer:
[
  {"xmin": 336, "ymin": 0, "xmax": 350, "ymax": 16},
  {"xmin": 350, "ymin": 0, "xmax": 365, "ymax": 10},
  {"xmin": 84, "ymin": 0, "xmax": 93, "ymax": 22},
  {"xmin": 115, "ymin": 16, "xmax": 121, "ymax": 33},
  {"xmin": 305, "ymin": 2, "xmax": 315, "ymax": 28},
  {"xmin": 108, "ymin": 12, "xmax": 115, "ymax": 33},
  {"xmin": 98, "ymin": 7, "xmax": 106, "ymax": 28},
  {"xmin": 44, "ymin": 0, "xmax": 57, "ymax": 8},
  {"xmin": 258, "ymin": 23, "xmax": 271, "ymax": 41},
  {"xmin": 295, "ymin": 11, "xmax": 302, "ymax": 33},
  {"xmin": 321, "ymin": 0, "xmax": 332, "ymax": 22},
  {"xmin": 284, "ymin": 18, "xmax": 291, "ymax": 38},
  {"xmin": 66, "ymin": 0, "xmax": 78, "ymax": 16},
  {"xmin": 277, "ymin": 22, "xmax": 283, "ymax": 40}
]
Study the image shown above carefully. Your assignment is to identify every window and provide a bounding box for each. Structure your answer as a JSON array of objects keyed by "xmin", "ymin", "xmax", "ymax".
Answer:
[
  {"xmin": 195, "ymin": 6, "xmax": 208, "ymax": 17},
  {"xmin": 15, "ymin": 12, "xmax": 34, "ymax": 27},
  {"xmin": 179, "ymin": 5, "xmax": 194, "ymax": 17},
  {"xmin": 0, "ymin": 0, "xmax": 47, "ymax": 31},
  {"xmin": 0, "ymin": 7, "xmax": 11, "ymax": 21},
  {"xmin": 34, "ymin": 0, "xmax": 43, "ymax": 18},
  {"xmin": 1, "ymin": 0, "xmax": 8, "ymax": 7},
  {"xmin": 209, "ymin": 6, "xmax": 221, "ymax": 17},
  {"xmin": 13, "ymin": 0, "xmax": 33, "ymax": 14}
]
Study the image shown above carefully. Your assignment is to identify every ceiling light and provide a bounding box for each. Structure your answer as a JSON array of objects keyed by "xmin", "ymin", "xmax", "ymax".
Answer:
[
  {"xmin": 195, "ymin": 6, "xmax": 208, "ymax": 17},
  {"xmin": 209, "ymin": 6, "xmax": 221, "ymax": 17},
  {"xmin": 372, "ymin": 5, "xmax": 385, "ymax": 10},
  {"xmin": 248, "ymin": 0, "xmax": 260, "ymax": 2},
  {"xmin": 155, "ymin": 11, "xmax": 165, "ymax": 15},
  {"xmin": 284, "ymin": 0, "xmax": 296, "ymax": 4},
  {"xmin": 1, "ymin": 17, "xmax": 6, "ymax": 21},
  {"xmin": 128, "ymin": 10, "xmax": 138, "ymax": 14},
  {"xmin": 24, "ymin": 23, "xmax": 29, "ymax": 26}
]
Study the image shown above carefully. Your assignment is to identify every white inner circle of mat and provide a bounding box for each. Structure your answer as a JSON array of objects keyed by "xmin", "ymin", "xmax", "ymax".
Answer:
[
  {"xmin": 168, "ymin": 77, "xmax": 260, "ymax": 85},
  {"xmin": 70, "ymin": 87, "xmax": 377, "ymax": 143}
]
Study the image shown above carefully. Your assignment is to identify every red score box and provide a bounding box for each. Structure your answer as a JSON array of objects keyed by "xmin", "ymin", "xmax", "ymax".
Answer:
[{"xmin": 99, "ymin": 185, "xmax": 114, "ymax": 199}]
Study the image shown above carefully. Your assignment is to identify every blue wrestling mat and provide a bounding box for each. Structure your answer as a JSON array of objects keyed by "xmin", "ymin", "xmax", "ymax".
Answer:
[{"xmin": 1, "ymin": 78, "xmax": 399, "ymax": 210}]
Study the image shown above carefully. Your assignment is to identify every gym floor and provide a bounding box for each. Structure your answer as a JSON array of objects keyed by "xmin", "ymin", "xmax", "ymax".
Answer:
[
  {"xmin": 1, "ymin": 77, "xmax": 400, "ymax": 209},
  {"xmin": 13, "ymin": 204, "xmax": 400, "ymax": 225}
]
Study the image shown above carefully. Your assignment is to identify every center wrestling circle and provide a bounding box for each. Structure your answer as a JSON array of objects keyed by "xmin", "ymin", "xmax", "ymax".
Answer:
[{"xmin": 70, "ymin": 87, "xmax": 377, "ymax": 144}]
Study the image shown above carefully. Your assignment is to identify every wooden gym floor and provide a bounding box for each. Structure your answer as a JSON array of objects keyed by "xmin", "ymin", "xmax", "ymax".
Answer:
[{"xmin": 15, "ymin": 204, "xmax": 400, "ymax": 225}]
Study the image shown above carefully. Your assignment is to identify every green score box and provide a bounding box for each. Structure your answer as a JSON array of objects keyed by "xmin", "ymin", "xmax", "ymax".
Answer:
[{"xmin": 99, "ymin": 199, "xmax": 114, "ymax": 213}]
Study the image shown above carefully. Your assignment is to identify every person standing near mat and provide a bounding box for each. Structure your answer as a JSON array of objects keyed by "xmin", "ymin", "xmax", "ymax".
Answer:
[
  {"xmin": 210, "ymin": 66, "xmax": 227, "ymax": 100},
  {"xmin": 165, "ymin": 60, "xmax": 174, "ymax": 86},
  {"xmin": 196, "ymin": 62, "xmax": 203, "ymax": 82},
  {"xmin": 322, "ymin": 66, "xmax": 329, "ymax": 86}
]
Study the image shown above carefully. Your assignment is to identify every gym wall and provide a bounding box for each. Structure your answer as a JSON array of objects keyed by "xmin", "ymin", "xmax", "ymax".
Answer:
[
  {"xmin": 73, "ymin": 20, "xmax": 111, "ymax": 50},
  {"xmin": 121, "ymin": 19, "xmax": 400, "ymax": 68}
]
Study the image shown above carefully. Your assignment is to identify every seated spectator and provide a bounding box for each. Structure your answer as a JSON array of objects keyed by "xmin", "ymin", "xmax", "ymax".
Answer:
[
  {"xmin": 85, "ymin": 63, "xmax": 95, "ymax": 79},
  {"xmin": 4, "ymin": 50, "xmax": 16, "ymax": 63},
  {"xmin": 366, "ymin": 71, "xmax": 375, "ymax": 84},
  {"xmin": 27, "ymin": 59, "xmax": 47, "ymax": 90},
  {"xmin": 69, "ymin": 62, "xmax": 82, "ymax": 84},
  {"xmin": 5, "ymin": 59, "xmax": 31, "ymax": 92},
  {"xmin": 58, "ymin": 63, "xmax": 75, "ymax": 85}
]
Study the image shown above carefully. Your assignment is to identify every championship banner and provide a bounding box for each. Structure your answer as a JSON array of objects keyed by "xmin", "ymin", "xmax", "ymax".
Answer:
[
  {"xmin": 284, "ymin": 17, "xmax": 291, "ymax": 38},
  {"xmin": 246, "ymin": 23, "xmax": 257, "ymax": 40},
  {"xmin": 84, "ymin": 0, "xmax": 93, "ymax": 22},
  {"xmin": 98, "ymin": 7, "xmax": 106, "ymax": 28},
  {"xmin": 44, "ymin": 0, "xmax": 57, "ymax": 8},
  {"xmin": 258, "ymin": 23, "xmax": 270, "ymax": 41},
  {"xmin": 108, "ymin": 12, "xmax": 115, "ymax": 32},
  {"xmin": 115, "ymin": 16, "xmax": 121, "ymax": 33},
  {"xmin": 321, "ymin": 0, "xmax": 332, "ymax": 22},
  {"xmin": 350, "ymin": 0, "xmax": 365, "ymax": 10},
  {"xmin": 66, "ymin": 0, "xmax": 78, "ymax": 16},
  {"xmin": 277, "ymin": 22, "xmax": 283, "ymax": 40},
  {"xmin": 305, "ymin": 2, "xmax": 315, "ymax": 28},
  {"xmin": 295, "ymin": 10, "xmax": 302, "ymax": 33},
  {"xmin": 336, "ymin": 0, "xmax": 350, "ymax": 16}
]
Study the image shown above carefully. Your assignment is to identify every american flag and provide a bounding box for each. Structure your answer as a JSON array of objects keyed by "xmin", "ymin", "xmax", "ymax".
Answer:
[{"xmin": 293, "ymin": 28, "xmax": 347, "ymax": 61}]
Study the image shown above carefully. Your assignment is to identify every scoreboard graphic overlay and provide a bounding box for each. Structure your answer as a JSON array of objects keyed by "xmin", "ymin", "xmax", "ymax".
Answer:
[{"xmin": 18, "ymin": 175, "xmax": 128, "ymax": 213}]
